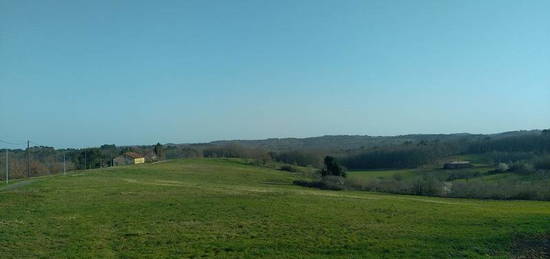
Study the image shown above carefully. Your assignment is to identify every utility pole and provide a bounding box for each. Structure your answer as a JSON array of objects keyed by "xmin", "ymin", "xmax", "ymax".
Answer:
[
  {"xmin": 84, "ymin": 150, "xmax": 87, "ymax": 170},
  {"xmin": 5, "ymin": 149, "xmax": 8, "ymax": 184},
  {"xmin": 63, "ymin": 151, "xmax": 66, "ymax": 175},
  {"xmin": 26, "ymin": 140, "xmax": 30, "ymax": 177}
]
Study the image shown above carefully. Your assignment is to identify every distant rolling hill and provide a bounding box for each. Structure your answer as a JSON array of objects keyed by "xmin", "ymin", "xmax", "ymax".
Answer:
[{"xmin": 202, "ymin": 130, "xmax": 542, "ymax": 152}]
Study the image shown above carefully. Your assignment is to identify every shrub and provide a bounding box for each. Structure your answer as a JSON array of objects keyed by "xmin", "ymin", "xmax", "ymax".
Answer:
[
  {"xmin": 280, "ymin": 165, "xmax": 298, "ymax": 172},
  {"xmin": 321, "ymin": 175, "xmax": 345, "ymax": 186},
  {"xmin": 293, "ymin": 180, "xmax": 343, "ymax": 191},
  {"xmin": 344, "ymin": 177, "xmax": 369, "ymax": 190},
  {"xmin": 447, "ymin": 180, "xmax": 550, "ymax": 201},
  {"xmin": 496, "ymin": 162, "xmax": 510, "ymax": 172},
  {"xmin": 446, "ymin": 171, "xmax": 482, "ymax": 181},
  {"xmin": 338, "ymin": 170, "xmax": 550, "ymax": 201},
  {"xmin": 534, "ymin": 155, "xmax": 550, "ymax": 170},
  {"xmin": 392, "ymin": 173, "xmax": 404, "ymax": 181},
  {"xmin": 320, "ymin": 156, "xmax": 346, "ymax": 177},
  {"xmin": 411, "ymin": 177, "xmax": 443, "ymax": 196},
  {"xmin": 509, "ymin": 161, "xmax": 535, "ymax": 174},
  {"xmin": 482, "ymin": 151, "xmax": 534, "ymax": 164}
]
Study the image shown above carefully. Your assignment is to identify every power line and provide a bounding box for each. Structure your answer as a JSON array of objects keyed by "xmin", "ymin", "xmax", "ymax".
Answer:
[
  {"xmin": 2, "ymin": 138, "xmax": 96, "ymax": 181},
  {"xmin": 29, "ymin": 141, "xmax": 44, "ymax": 146},
  {"xmin": 0, "ymin": 139, "xmax": 25, "ymax": 146}
]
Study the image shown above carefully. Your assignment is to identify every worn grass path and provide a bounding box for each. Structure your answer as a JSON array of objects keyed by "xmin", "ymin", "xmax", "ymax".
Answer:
[
  {"xmin": 0, "ymin": 179, "xmax": 37, "ymax": 191},
  {"xmin": 0, "ymin": 159, "xmax": 549, "ymax": 258}
]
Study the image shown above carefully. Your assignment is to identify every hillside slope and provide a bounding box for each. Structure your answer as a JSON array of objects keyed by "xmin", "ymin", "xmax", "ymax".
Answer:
[
  {"xmin": 0, "ymin": 159, "xmax": 549, "ymax": 258},
  {"xmin": 205, "ymin": 130, "xmax": 541, "ymax": 151}
]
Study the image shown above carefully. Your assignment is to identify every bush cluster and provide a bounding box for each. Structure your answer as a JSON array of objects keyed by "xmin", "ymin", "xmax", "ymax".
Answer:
[
  {"xmin": 345, "ymin": 177, "xmax": 444, "ymax": 196},
  {"xmin": 293, "ymin": 180, "xmax": 343, "ymax": 191},
  {"xmin": 279, "ymin": 165, "xmax": 298, "ymax": 172},
  {"xmin": 448, "ymin": 180, "xmax": 550, "ymax": 200},
  {"xmin": 534, "ymin": 155, "xmax": 550, "ymax": 170},
  {"xmin": 344, "ymin": 175, "xmax": 550, "ymax": 201}
]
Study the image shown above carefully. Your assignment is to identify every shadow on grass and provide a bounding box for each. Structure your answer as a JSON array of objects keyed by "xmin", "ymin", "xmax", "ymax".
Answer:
[{"xmin": 511, "ymin": 232, "xmax": 549, "ymax": 258}]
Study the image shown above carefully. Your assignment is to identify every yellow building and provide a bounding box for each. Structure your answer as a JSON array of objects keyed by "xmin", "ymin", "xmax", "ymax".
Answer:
[{"xmin": 114, "ymin": 152, "xmax": 145, "ymax": 166}]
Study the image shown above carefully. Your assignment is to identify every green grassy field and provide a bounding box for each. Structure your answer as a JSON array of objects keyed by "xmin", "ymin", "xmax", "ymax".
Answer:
[
  {"xmin": 1, "ymin": 159, "xmax": 549, "ymax": 258},
  {"xmin": 348, "ymin": 165, "xmax": 550, "ymax": 185},
  {"xmin": 348, "ymin": 169, "xmax": 416, "ymax": 181}
]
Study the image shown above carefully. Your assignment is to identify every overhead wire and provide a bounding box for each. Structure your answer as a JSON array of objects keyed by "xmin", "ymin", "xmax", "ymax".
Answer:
[{"xmin": 0, "ymin": 139, "xmax": 25, "ymax": 146}]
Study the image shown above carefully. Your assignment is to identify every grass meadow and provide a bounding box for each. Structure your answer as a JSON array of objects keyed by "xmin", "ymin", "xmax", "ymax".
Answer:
[{"xmin": 1, "ymin": 159, "xmax": 549, "ymax": 258}]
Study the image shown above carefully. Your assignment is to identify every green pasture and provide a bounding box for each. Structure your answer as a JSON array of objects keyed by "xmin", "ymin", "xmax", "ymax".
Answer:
[{"xmin": 1, "ymin": 159, "xmax": 548, "ymax": 258}]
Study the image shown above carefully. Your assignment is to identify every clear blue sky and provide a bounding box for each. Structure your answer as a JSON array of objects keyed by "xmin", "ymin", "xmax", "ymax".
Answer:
[{"xmin": 1, "ymin": 0, "xmax": 549, "ymax": 148}]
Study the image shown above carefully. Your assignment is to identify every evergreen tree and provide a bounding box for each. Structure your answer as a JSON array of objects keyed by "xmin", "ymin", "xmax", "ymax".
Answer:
[
  {"xmin": 154, "ymin": 143, "xmax": 164, "ymax": 160},
  {"xmin": 320, "ymin": 156, "xmax": 346, "ymax": 177}
]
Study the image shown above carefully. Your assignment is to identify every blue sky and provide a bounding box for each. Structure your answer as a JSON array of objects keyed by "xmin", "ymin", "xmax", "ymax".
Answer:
[{"xmin": 1, "ymin": 0, "xmax": 549, "ymax": 148}]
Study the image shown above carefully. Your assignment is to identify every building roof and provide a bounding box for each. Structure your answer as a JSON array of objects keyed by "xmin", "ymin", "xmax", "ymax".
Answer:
[{"xmin": 124, "ymin": 152, "xmax": 144, "ymax": 159}]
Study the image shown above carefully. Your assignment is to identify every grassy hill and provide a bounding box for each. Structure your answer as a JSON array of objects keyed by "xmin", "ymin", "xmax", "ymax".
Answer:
[{"xmin": 1, "ymin": 159, "xmax": 549, "ymax": 258}]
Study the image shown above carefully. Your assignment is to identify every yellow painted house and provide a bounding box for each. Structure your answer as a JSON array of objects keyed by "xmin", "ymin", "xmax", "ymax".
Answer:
[
  {"xmin": 126, "ymin": 152, "xmax": 145, "ymax": 164},
  {"xmin": 114, "ymin": 152, "xmax": 145, "ymax": 166}
]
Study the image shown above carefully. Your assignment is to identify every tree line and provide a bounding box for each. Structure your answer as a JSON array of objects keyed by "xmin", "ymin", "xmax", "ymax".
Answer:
[{"xmin": 2, "ymin": 129, "xmax": 549, "ymax": 182}]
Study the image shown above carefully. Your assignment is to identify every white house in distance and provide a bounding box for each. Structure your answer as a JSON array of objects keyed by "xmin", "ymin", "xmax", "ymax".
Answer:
[{"xmin": 113, "ymin": 152, "xmax": 145, "ymax": 166}]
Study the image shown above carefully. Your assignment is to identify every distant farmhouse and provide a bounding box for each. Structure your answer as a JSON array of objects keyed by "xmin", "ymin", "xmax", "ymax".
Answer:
[
  {"xmin": 114, "ymin": 152, "xmax": 145, "ymax": 166},
  {"xmin": 443, "ymin": 161, "xmax": 473, "ymax": 169}
]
